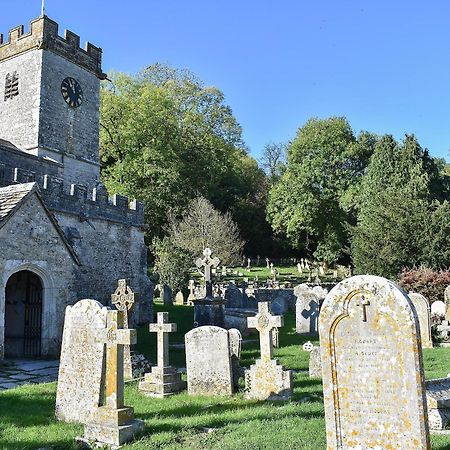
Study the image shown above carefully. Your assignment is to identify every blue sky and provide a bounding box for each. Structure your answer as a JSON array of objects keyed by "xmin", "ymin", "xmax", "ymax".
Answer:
[{"xmin": 2, "ymin": 1, "xmax": 450, "ymax": 161}]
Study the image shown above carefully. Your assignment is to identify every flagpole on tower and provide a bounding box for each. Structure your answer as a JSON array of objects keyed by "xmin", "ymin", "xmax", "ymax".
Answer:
[{"xmin": 41, "ymin": 0, "xmax": 45, "ymax": 16}]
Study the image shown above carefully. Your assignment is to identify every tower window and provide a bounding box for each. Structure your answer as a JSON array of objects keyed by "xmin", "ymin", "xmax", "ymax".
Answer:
[{"xmin": 4, "ymin": 72, "xmax": 19, "ymax": 101}]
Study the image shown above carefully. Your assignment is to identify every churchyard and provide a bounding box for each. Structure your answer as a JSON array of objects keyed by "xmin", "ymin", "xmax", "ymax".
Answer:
[{"xmin": 1, "ymin": 300, "xmax": 450, "ymax": 449}]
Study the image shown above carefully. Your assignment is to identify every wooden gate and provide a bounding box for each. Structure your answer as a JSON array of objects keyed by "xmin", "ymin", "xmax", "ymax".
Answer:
[{"xmin": 23, "ymin": 273, "xmax": 43, "ymax": 357}]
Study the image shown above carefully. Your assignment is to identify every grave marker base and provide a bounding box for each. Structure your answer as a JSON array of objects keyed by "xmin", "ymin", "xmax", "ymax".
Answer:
[{"xmin": 139, "ymin": 366, "xmax": 186, "ymax": 397}]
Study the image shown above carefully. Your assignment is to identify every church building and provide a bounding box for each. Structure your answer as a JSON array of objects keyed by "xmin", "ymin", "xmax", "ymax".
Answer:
[{"xmin": 0, "ymin": 15, "xmax": 152, "ymax": 359}]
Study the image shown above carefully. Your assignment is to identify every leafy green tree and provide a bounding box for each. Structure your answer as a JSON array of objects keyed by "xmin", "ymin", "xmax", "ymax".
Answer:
[
  {"xmin": 100, "ymin": 64, "xmax": 259, "ymax": 244},
  {"xmin": 267, "ymin": 117, "xmax": 375, "ymax": 264},
  {"xmin": 351, "ymin": 134, "xmax": 450, "ymax": 278}
]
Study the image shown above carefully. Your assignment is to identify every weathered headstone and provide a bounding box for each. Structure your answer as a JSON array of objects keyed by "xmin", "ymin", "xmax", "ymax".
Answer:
[
  {"xmin": 111, "ymin": 279, "xmax": 137, "ymax": 379},
  {"xmin": 185, "ymin": 326, "xmax": 233, "ymax": 396},
  {"xmin": 187, "ymin": 280, "xmax": 196, "ymax": 305},
  {"xmin": 445, "ymin": 286, "xmax": 450, "ymax": 321},
  {"xmin": 303, "ymin": 341, "xmax": 322, "ymax": 378},
  {"xmin": 409, "ymin": 292, "xmax": 433, "ymax": 349},
  {"xmin": 432, "ymin": 300, "xmax": 446, "ymax": 317},
  {"xmin": 175, "ymin": 291, "xmax": 184, "ymax": 305},
  {"xmin": 163, "ymin": 284, "xmax": 173, "ymax": 306},
  {"xmin": 82, "ymin": 310, "xmax": 144, "ymax": 447},
  {"xmin": 56, "ymin": 299, "xmax": 108, "ymax": 423},
  {"xmin": 245, "ymin": 302, "xmax": 292, "ymax": 400},
  {"xmin": 319, "ymin": 275, "xmax": 430, "ymax": 449},
  {"xmin": 228, "ymin": 328, "xmax": 243, "ymax": 390},
  {"xmin": 294, "ymin": 284, "xmax": 319, "ymax": 335},
  {"xmin": 139, "ymin": 312, "xmax": 186, "ymax": 397}
]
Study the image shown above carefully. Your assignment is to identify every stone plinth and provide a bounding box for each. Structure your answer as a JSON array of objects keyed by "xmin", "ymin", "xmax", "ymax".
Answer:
[
  {"xmin": 139, "ymin": 366, "xmax": 186, "ymax": 398},
  {"xmin": 319, "ymin": 275, "xmax": 430, "ymax": 449},
  {"xmin": 244, "ymin": 359, "xmax": 292, "ymax": 401},
  {"xmin": 82, "ymin": 408, "xmax": 144, "ymax": 447},
  {"xmin": 426, "ymin": 377, "xmax": 450, "ymax": 430},
  {"xmin": 193, "ymin": 299, "xmax": 226, "ymax": 327}
]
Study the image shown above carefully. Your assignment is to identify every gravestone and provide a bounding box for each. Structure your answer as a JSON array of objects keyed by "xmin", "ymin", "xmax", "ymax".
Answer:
[
  {"xmin": 432, "ymin": 300, "xmax": 446, "ymax": 317},
  {"xmin": 187, "ymin": 280, "xmax": 196, "ymax": 305},
  {"xmin": 56, "ymin": 299, "xmax": 108, "ymax": 423},
  {"xmin": 139, "ymin": 312, "xmax": 186, "ymax": 397},
  {"xmin": 445, "ymin": 286, "xmax": 450, "ymax": 321},
  {"xmin": 303, "ymin": 341, "xmax": 322, "ymax": 378},
  {"xmin": 163, "ymin": 284, "xmax": 173, "ymax": 306},
  {"xmin": 319, "ymin": 275, "xmax": 430, "ymax": 449},
  {"xmin": 185, "ymin": 326, "xmax": 233, "ymax": 396},
  {"xmin": 228, "ymin": 328, "xmax": 243, "ymax": 390},
  {"xmin": 175, "ymin": 291, "xmax": 184, "ymax": 305},
  {"xmin": 82, "ymin": 310, "xmax": 144, "ymax": 447},
  {"xmin": 245, "ymin": 302, "xmax": 292, "ymax": 400},
  {"xmin": 409, "ymin": 292, "xmax": 433, "ymax": 348},
  {"xmin": 294, "ymin": 284, "xmax": 319, "ymax": 335}
]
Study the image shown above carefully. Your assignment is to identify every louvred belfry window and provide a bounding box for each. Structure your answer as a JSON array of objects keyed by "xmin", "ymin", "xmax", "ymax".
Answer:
[{"xmin": 4, "ymin": 72, "xmax": 19, "ymax": 101}]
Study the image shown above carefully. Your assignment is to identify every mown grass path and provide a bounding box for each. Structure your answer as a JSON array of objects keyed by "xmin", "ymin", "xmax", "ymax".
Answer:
[{"xmin": 1, "ymin": 303, "xmax": 450, "ymax": 449}]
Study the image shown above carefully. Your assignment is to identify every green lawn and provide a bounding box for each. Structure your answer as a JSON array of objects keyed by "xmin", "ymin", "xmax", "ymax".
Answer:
[{"xmin": 1, "ymin": 303, "xmax": 450, "ymax": 449}]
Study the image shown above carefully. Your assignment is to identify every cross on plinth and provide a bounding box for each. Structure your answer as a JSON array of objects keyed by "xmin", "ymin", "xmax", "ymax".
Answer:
[
  {"xmin": 150, "ymin": 312, "xmax": 176, "ymax": 368},
  {"xmin": 195, "ymin": 248, "xmax": 220, "ymax": 298},
  {"xmin": 356, "ymin": 296, "xmax": 370, "ymax": 322},
  {"xmin": 99, "ymin": 310, "xmax": 136, "ymax": 410},
  {"xmin": 248, "ymin": 301, "xmax": 283, "ymax": 362}
]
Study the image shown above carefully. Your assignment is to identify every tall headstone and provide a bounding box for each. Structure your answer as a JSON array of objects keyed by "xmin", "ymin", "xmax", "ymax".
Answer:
[
  {"xmin": 228, "ymin": 328, "xmax": 243, "ymax": 390},
  {"xmin": 245, "ymin": 302, "xmax": 292, "ymax": 400},
  {"xmin": 163, "ymin": 284, "xmax": 173, "ymax": 306},
  {"xmin": 409, "ymin": 292, "xmax": 433, "ymax": 349},
  {"xmin": 56, "ymin": 299, "xmax": 108, "ymax": 423},
  {"xmin": 139, "ymin": 312, "xmax": 186, "ymax": 397},
  {"xmin": 319, "ymin": 275, "xmax": 430, "ymax": 449},
  {"xmin": 294, "ymin": 284, "xmax": 319, "ymax": 335},
  {"xmin": 187, "ymin": 280, "xmax": 196, "ymax": 305},
  {"xmin": 82, "ymin": 310, "xmax": 144, "ymax": 447},
  {"xmin": 185, "ymin": 326, "xmax": 233, "ymax": 396},
  {"xmin": 111, "ymin": 279, "xmax": 137, "ymax": 379},
  {"xmin": 303, "ymin": 341, "xmax": 322, "ymax": 379}
]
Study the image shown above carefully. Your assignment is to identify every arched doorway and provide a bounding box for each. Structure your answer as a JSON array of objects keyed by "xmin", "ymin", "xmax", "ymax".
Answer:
[{"xmin": 5, "ymin": 271, "xmax": 43, "ymax": 357}]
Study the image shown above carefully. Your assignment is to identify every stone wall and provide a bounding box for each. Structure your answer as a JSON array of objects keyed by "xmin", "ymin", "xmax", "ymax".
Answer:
[{"xmin": 0, "ymin": 193, "xmax": 78, "ymax": 358}]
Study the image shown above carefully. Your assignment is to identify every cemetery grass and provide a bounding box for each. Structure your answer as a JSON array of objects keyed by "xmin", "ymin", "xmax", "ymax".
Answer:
[{"xmin": 1, "ymin": 305, "xmax": 450, "ymax": 449}]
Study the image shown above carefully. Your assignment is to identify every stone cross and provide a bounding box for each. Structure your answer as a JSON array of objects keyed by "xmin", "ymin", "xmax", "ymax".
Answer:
[
  {"xmin": 195, "ymin": 248, "xmax": 220, "ymax": 298},
  {"xmin": 266, "ymin": 258, "xmax": 270, "ymax": 268},
  {"xmin": 437, "ymin": 321, "xmax": 450, "ymax": 341},
  {"xmin": 111, "ymin": 279, "xmax": 137, "ymax": 379},
  {"xmin": 356, "ymin": 296, "xmax": 370, "ymax": 322},
  {"xmin": 111, "ymin": 279, "xmax": 137, "ymax": 327},
  {"xmin": 150, "ymin": 312, "xmax": 176, "ymax": 368},
  {"xmin": 248, "ymin": 302, "xmax": 283, "ymax": 362},
  {"xmin": 99, "ymin": 310, "xmax": 136, "ymax": 409}
]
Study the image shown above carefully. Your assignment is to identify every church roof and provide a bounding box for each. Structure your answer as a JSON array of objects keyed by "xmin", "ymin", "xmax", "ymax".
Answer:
[{"xmin": 0, "ymin": 182, "xmax": 81, "ymax": 265}]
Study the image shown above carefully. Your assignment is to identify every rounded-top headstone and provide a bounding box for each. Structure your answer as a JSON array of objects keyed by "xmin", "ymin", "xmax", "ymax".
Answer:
[{"xmin": 319, "ymin": 275, "xmax": 430, "ymax": 449}]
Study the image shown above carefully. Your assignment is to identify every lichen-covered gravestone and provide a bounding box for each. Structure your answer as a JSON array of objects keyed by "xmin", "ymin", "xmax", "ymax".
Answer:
[
  {"xmin": 319, "ymin": 275, "xmax": 430, "ymax": 449},
  {"xmin": 185, "ymin": 326, "xmax": 233, "ymax": 396},
  {"xmin": 244, "ymin": 302, "xmax": 292, "ymax": 400},
  {"xmin": 425, "ymin": 377, "xmax": 450, "ymax": 430},
  {"xmin": 56, "ymin": 299, "xmax": 108, "ymax": 423},
  {"xmin": 409, "ymin": 292, "xmax": 433, "ymax": 349}
]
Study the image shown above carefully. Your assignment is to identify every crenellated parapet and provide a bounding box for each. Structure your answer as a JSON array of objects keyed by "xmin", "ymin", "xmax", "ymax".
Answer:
[
  {"xmin": 0, "ymin": 15, "xmax": 106, "ymax": 79},
  {"xmin": 0, "ymin": 164, "xmax": 144, "ymax": 228}
]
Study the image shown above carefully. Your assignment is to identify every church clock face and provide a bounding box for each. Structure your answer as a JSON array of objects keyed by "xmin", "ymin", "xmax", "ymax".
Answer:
[{"xmin": 61, "ymin": 77, "xmax": 83, "ymax": 108}]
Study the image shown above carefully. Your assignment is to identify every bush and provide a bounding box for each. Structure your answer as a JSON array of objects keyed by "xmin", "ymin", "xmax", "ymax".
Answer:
[{"xmin": 398, "ymin": 267, "xmax": 450, "ymax": 304}]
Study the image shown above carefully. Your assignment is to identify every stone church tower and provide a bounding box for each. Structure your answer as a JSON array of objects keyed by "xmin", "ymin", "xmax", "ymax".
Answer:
[{"xmin": 0, "ymin": 15, "xmax": 152, "ymax": 359}]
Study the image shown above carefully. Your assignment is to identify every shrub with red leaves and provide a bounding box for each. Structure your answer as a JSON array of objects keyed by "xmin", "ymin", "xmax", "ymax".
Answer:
[{"xmin": 398, "ymin": 267, "xmax": 450, "ymax": 304}]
